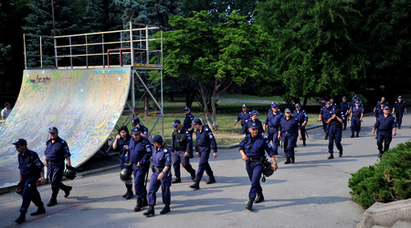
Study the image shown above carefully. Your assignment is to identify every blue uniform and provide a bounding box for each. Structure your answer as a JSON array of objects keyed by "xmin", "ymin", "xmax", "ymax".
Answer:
[
  {"xmin": 237, "ymin": 111, "xmax": 251, "ymax": 127},
  {"xmin": 294, "ymin": 109, "xmax": 308, "ymax": 144},
  {"xmin": 264, "ymin": 111, "xmax": 283, "ymax": 153},
  {"xmin": 351, "ymin": 106, "xmax": 363, "ymax": 134},
  {"xmin": 393, "ymin": 101, "xmax": 406, "ymax": 128},
  {"xmin": 18, "ymin": 149, "xmax": 44, "ymax": 212},
  {"xmin": 340, "ymin": 101, "xmax": 350, "ymax": 129},
  {"xmin": 239, "ymin": 134, "xmax": 275, "ymax": 199},
  {"xmin": 375, "ymin": 101, "xmax": 389, "ymax": 110},
  {"xmin": 194, "ymin": 126, "xmax": 217, "ymax": 181},
  {"xmin": 320, "ymin": 106, "xmax": 330, "ymax": 135},
  {"xmin": 113, "ymin": 136, "xmax": 131, "ymax": 170},
  {"xmin": 351, "ymin": 100, "xmax": 364, "ymax": 110},
  {"xmin": 279, "ymin": 116, "xmax": 300, "ymax": 158},
  {"xmin": 243, "ymin": 118, "xmax": 264, "ymax": 135},
  {"xmin": 184, "ymin": 112, "xmax": 195, "ymax": 134},
  {"xmin": 44, "ymin": 137, "xmax": 71, "ymax": 198},
  {"xmin": 374, "ymin": 114, "xmax": 397, "ymax": 153},
  {"xmin": 129, "ymin": 136, "xmax": 152, "ymax": 199},
  {"xmin": 147, "ymin": 147, "xmax": 172, "ymax": 206},
  {"xmin": 326, "ymin": 110, "xmax": 344, "ymax": 153},
  {"xmin": 171, "ymin": 127, "xmax": 195, "ymax": 177}
]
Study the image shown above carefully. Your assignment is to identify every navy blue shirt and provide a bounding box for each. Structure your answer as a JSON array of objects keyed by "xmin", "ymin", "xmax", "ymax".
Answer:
[
  {"xmin": 237, "ymin": 111, "xmax": 251, "ymax": 126},
  {"xmin": 243, "ymin": 118, "xmax": 264, "ymax": 135},
  {"xmin": 136, "ymin": 124, "xmax": 149, "ymax": 136},
  {"xmin": 340, "ymin": 101, "xmax": 350, "ymax": 114},
  {"xmin": 171, "ymin": 127, "xmax": 193, "ymax": 154},
  {"xmin": 239, "ymin": 134, "xmax": 275, "ymax": 158},
  {"xmin": 114, "ymin": 136, "xmax": 130, "ymax": 154},
  {"xmin": 327, "ymin": 110, "xmax": 345, "ymax": 127},
  {"xmin": 129, "ymin": 136, "xmax": 152, "ymax": 165},
  {"xmin": 352, "ymin": 106, "xmax": 363, "ymax": 119},
  {"xmin": 44, "ymin": 137, "xmax": 71, "ymax": 163},
  {"xmin": 264, "ymin": 111, "xmax": 283, "ymax": 128},
  {"xmin": 320, "ymin": 106, "xmax": 331, "ymax": 120},
  {"xmin": 374, "ymin": 114, "xmax": 397, "ymax": 131},
  {"xmin": 19, "ymin": 149, "xmax": 44, "ymax": 179},
  {"xmin": 184, "ymin": 112, "xmax": 195, "ymax": 130},
  {"xmin": 279, "ymin": 116, "xmax": 300, "ymax": 133},
  {"xmin": 293, "ymin": 109, "xmax": 308, "ymax": 125},
  {"xmin": 195, "ymin": 126, "xmax": 217, "ymax": 153},
  {"xmin": 375, "ymin": 108, "xmax": 384, "ymax": 118},
  {"xmin": 394, "ymin": 101, "xmax": 407, "ymax": 113},
  {"xmin": 152, "ymin": 147, "xmax": 171, "ymax": 169}
]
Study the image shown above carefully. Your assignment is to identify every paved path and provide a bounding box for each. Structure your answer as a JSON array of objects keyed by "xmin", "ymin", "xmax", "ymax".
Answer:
[{"xmin": 1, "ymin": 114, "xmax": 410, "ymax": 228}]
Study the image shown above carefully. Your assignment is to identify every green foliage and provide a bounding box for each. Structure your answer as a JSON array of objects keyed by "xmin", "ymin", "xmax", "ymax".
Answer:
[{"xmin": 348, "ymin": 141, "xmax": 411, "ymax": 209}]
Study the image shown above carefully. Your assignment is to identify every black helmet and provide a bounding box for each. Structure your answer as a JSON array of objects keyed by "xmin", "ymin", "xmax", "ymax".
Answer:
[
  {"xmin": 262, "ymin": 159, "xmax": 274, "ymax": 177},
  {"xmin": 64, "ymin": 165, "xmax": 77, "ymax": 180},
  {"xmin": 120, "ymin": 165, "xmax": 132, "ymax": 181}
]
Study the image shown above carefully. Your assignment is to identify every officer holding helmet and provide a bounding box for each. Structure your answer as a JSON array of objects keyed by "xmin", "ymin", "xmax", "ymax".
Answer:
[
  {"xmin": 144, "ymin": 135, "xmax": 172, "ymax": 216},
  {"xmin": 372, "ymin": 106, "xmax": 397, "ymax": 157},
  {"xmin": 278, "ymin": 108, "xmax": 302, "ymax": 164},
  {"xmin": 13, "ymin": 139, "xmax": 47, "ymax": 224},
  {"xmin": 132, "ymin": 117, "xmax": 149, "ymax": 137},
  {"xmin": 44, "ymin": 127, "xmax": 72, "ymax": 207},
  {"xmin": 234, "ymin": 104, "xmax": 251, "ymax": 127},
  {"xmin": 112, "ymin": 126, "xmax": 133, "ymax": 199},
  {"xmin": 239, "ymin": 123, "xmax": 278, "ymax": 211},
  {"xmin": 171, "ymin": 119, "xmax": 196, "ymax": 183},
  {"xmin": 129, "ymin": 127, "xmax": 152, "ymax": 212},
  {"xmin": 263, "ymin": 103, "xmax": 283, "ymax": 154}
]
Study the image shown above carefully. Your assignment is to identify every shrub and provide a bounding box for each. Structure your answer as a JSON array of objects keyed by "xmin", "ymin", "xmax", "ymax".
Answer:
[{"xmin": 348, "ymin": 141, "xmax": 411, "ymax": 209}]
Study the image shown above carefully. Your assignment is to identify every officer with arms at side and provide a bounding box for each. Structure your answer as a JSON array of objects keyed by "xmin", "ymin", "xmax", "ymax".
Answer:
[
  {"xmin": 44, "ymin": 127, "xmax": 73, "ymax": 207},
  {"xmin": 340, "ymin": 96, "xmax": 350, "ymax": 130},
  {"xmin": 129, "ymin": 127, "xmax": 152, "ymax": 212},
  {"xmin": 190, "ymin": 118, "xmax": 218, "ymax": 190},
  {"xmin": 171, "ymin": 119, "xmax": 196, "ymax": 183},
  {"xmin": 239, "ymin": 123, "xmax": 278, "ymax": 211},
  {"xmin": 350, "ymin": 101, "xmax": 363, "ymax": 138},
  {"xmin": 132, "ymin": 117, "xmax": 149, "ymax": 137},
  {"xmin": 13, "ymin": 139, "xmax": 47, "ymax": 224},
  {"xmin": 263, "ymin": 102, "xmax": 283, "ymax": 154},
  {"xmin": 392, "ymin": 96, "xmax": 407, "ymax": 129},
  {"xmin": 243, "ymin": 110, "xmax": 264, "ymax": 136},
  {"xmin": 318, "ymin": 101, "xmax": 331, "ymax": 139},
  {"xmin": 372, "ymin": 106, "xmax": 397, "ymax": 157},
  {"xmin": 278, "ymin": 108, "xmax": 302, "ymax": 164},
  {"xmin": 294, "ymin": 103, "xmax": 308, "ymax": 146},
  {"xmin": 234, "ymin": 104, "xmax": 251, "ymax": 128},
  {"xmin": 184, "ymin": 106, "xmax": 195, "ymax": 135}
]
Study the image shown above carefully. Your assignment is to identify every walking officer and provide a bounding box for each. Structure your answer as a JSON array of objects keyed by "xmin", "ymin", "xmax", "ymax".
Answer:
[
  {"xmin": 319, "ymin": 101, "xmax": 331, "ymax": 139},
  {"xmin": 243, "ymin": 110, "xmax": 264, "ymax": 136},
  {"xmin": 44, "ymin": 127, "xmax": 72, "ymax": 207},
  {"xmin": 129, "ymin": 127, "xmax": 152, "ymax": 212},
  {"xmin": 351, "ymin": 95, "xmax": 364, "ymax": 111},
  {"xmin": 340, "ymin": 96, "xmax": 350, "ymax": 130},
  {"xmin": 350, "ymin": 101, "xmax": 363, "ymax": 138},
  {"xmin": 374, "ymin": 102, "xmax": 386, "ymax": 139},
  {"xmin": 112, "ymin": 126, "xmax": 133, "ymax": 199},
  {"xmin": 184, "ymin": 106, "xmax": 195, "ymax": 135},
  {"xmin": 234, "ymin": 104, "xmax": 251, "ymax": 128},
  {"xmin": 132, "ymin": 117, "xmax": 149, "ymax": 137},
  {"xmin": 325, "ymin": 107, "xmax": 345, "ymax": 159},
  {"xmin": 263, "ymin": 103, "xmax": 283, "ymax": 154},
  {"xmin": 392, "ymin": 96, "xmax": 407, "ymax": 129},
  {"xmin": 278, "ymin": 108, "xmax": 302, "ymax": 164},
  {"xmin": 171, "ymin": 119, "xmax": 196, "ymax": 183},
  {"xmin": 190, "ymin": 118, "xmax": 218, "ymax": 190},
  {"xmin": 294, "ymin": 103, "xmax": 308, "ymax": 146},
  {"xmin": 372, "ymin": 106, "xmax": 397, "ymax": 157},
  {"xmin": 13, "ymin": 139, "xmax": 47, "ymax": 224},
  {"xmin": 373, "ymin": 97, "xmax": 388, "ymax": 112},
  {"xmin": 144, "ymin": 135, "xmax": 172, "ymax": 216},
  {"xmin": 238, "ymin": 123, "xmax": 278, "ymax": 211}
]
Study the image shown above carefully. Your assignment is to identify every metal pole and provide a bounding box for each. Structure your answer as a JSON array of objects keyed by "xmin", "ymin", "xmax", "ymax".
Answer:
[
  {"xmin": 69, "ymin": 37, "xmax": 73, "ymax": 68},
  {"xmin": 40, "ymin": 36, "xmax": 43, "ymax": 68},
  {"xmin": 85, "ymin": 35, "xmax": 88, "ymax": 68},
  {"xmin": 23, "ymin": 34, "xmax": 27, "ymax": 69},
  {"xmin": 145, "ymin": 25, "xmax": 149, "ymax": 64},
  {"xmin": 102, "ymin": 34, "xmax": 105, "ymax": 68},
  {"xmin": 160, "ymin": 28, "xmax": 164, "ymax": 137},
  {"xmin": 54, "ymin": 38, "xmax": 58, "ymax": 68},
  {"xmin": 130, "ymin": 21, "xmax": 134, "ymax": 66},
  {"xmin": 131, "ymin": 70, "xmax": 135, "ymax": 116},
  {"xmin": 51, "ymin": 0, "xmax": 56, "ymax": 37}
]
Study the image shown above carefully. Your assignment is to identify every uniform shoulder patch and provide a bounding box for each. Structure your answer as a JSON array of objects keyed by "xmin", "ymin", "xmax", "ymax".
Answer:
[
  {"xmin": 163, "ymin": 149, "xmax": 168, "ymax": 152},
  {"xmin": 205, "ymin": 127, "xmax": 210, "ymax": 131}
]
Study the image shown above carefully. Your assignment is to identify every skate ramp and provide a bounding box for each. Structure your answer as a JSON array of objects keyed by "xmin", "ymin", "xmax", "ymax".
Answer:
[{"xmin": 0, "ymin": 67, "xmax": 131, "ymax": 188}]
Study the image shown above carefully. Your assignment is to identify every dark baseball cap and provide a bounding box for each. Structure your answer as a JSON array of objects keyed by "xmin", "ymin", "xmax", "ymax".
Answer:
[
  {"xmin": 152, "ymin": 135, "xmax": 163, "ymax": 144},
  {"xmin": 384, "ymin": 106, "xmax": 390, "ymax": 110},
  {"xmin": 251, "ymin": 110, "xmax": 260, "ymax": 115},
  {"xmin": 184, "ymin": 106, "xmax": 191, "ymax": 111},
  {"xmin": 285, "ymin": 108, "xmax": 291, "ymax": 113},
  {"xmin": 398, "ymin": 96, "xmax": 402, "ymax": 99},
  {"xmin": 131, "ymin": 127, "xmax": 141, "ymax": 134},
  {"xmin": 191, "ymin": 118, "xmax": 202, "ymax": 125},
  {"xmin": 12, "ymin": 138, "xmax": 27, "ymax": 146},
  {"xmin": 249, "ymin": 122, "xmax": 258, "ymax": 130},
  {"xmin": 172, "ymin": 119, "xmax": 181, "ymax": 128},
  {"xmin": 326, "ymin": 101, "xmax": 331, "ymax": 105},
  {"xmin": 132, "ymin": 117, "xmax": 140, "ymax": 126},
  {"xmin": 295, "ymin": 103, "xmax": 301, "ymax": 108},
  {"xmin": 271, "ymin": 102, "xmax": 277, "ymax": 108},
  {"xmin": 49, "ymin": 127, "xmax": 58, "ymax": 134},
  {"xmin": 242, "ymin": 104, "xmax": 248, "ymax": 108}
]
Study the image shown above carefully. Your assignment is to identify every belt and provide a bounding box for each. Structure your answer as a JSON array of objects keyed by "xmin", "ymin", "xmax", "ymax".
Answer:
[
  {"xmin": 329, "ymin": 125, "xmax": 341, "ymax": 128},
  {"xmin": 152, "ymin": 166, "xmax": 164, "ymax": 172},
  {"xmin": 269, "ymin": 126, "xmax": 278, "ymax": 129},
  {"xmin": 379, "ymin": 129, "xmax": 391, "ymax": 131},
  {"xmin": 283, "ymin": 131, "xmax": 295, "ymax": 134},
  {"xmin": 248, "ymin": 157, "xmax": 264, "ymax": 162}
]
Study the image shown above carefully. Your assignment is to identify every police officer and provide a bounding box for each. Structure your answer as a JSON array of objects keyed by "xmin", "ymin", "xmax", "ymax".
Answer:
[
  {"xmin": 243, "ymin": 110, "xmax": 264, "ymax": 136},
  {"xmin": 13, "ymin": 139, "xmax": 47, "ymax": 224},
  {"xmin": 340, "ymin": 96, "xmax": 350, "ymax": 130},
  {"xmin": 263, "ymin": 103, "xmax": 282, "ymax": 154},
  {"xmin": 350, "ymin": 101, "xmax": 363, "ymax": 138},
  {"xmin": 144, "ymin": 135, "xmax": 172, "ymax": 216},
  {"xmin": 44, "ymin": 127, "xmax": 72, "ymax": 207},
  {"xmin": 171, "ymin": 119, "xmax": 196, "ymax": 183},
  {"xmin": 132, "ymin": 117, "xmax": 149, "ymax": 137},
  {"xmin": 329, "ymin": 97, "xmax": 339, "ymax": 110},
  {"xmin": 190, "ymin": 118, "xmax": 218, "ymax": 190},
  {"xmin": 184, "ymin": 106, "xmax": 195, "ymax": 135},
  {"xmin": 351, "ymin": 95, "xmax": 364, "ymax": 112},
  {"xmin": 294, "ymin": 103, "xmax": 308, "ymax": 146},
  {"xmin": 238, "ymin": 123, "xmax": 278, "ymax": 211},
  {"xmin": 234, "ymin": 104, "xmax": 251, "ymax": 128},
  {"xmin": 318, "ymin": 101, "xmax": 331, "ymax": 139},
  {"xmin": 373, "ymin": 97, "xmax": 389, "ymax": 113},
  {"xmin": 325, "ymin": 106, "xmax": 345, "ymax": 159},
  {"xmin": 372, "ymin": 106, "xmax": 397, "ymax": 157},
  {"xmin": 374, "ymin": 102, "xmax": 385, "ymax": 139},
  {"xmin": 129, "ymin": 127, "xmax": 152, "ymax": 212},
  {"xmin": 278, "ymin": 108, "xmax": 302, "ymax": 164},
  {"xmin": 392, "ymin": 96, "xmax": 407, "ymax": 129},
  {"xmin": 112, "ymin": 126, "xmax": 133, "ymax": 199}
]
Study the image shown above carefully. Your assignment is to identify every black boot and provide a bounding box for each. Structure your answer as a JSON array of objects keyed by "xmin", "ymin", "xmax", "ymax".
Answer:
[
  {"xmin": 356, "ymin": 132, "xmax": 359, "ymax": 137},
  {"xmin": 339, "ymin": 148, "xmax": 343, "ymax": 157},
  {"xmin": 325, "ymin": 134, "xmax": 328, "ymax": 140},
  {"xmin": 378, "ymin": 150, "xmax": 383, "ymax": 158},
  {"xmin": 143, "ymin": 205, "xmax": 155, "ymax": 217},
  {"xmin": 190, "ymin": 170, "xmax": 196, "ymax": 181},
  {"xmin": 254, "ymin": 193, "xmax": 264, "ymax": 203},
  {"xmin": 284, "ymin": 157, "xmax": 291, "ymax": 164},
  {"xmin": 328, "ymin": 153, "xmax": 334, "ymax": 159},
  {"xmin": 64, "ymin": 186, "xmax": 72, "ymax": 198},
  {"xmin": 142, "ymin": 196, "xmax": 148, "ymax": 207},
  {"xmin": 350, "ymin": 132, "xmax": 354, "ymax": 138},
  {"xmin": 291, "ymin": 156, "xmax": 295, "ymax": 164},
  {"xmin": 125, "ymin": 190, "xmax": 134, "ymax": 200},
  {"xmin": 206, "ymin": 175, "xmax": 216, "ymax": 184},
  {"xmin": 134, "ymin": 198, "xmax": 143, "ymax": 212},
  {"xmin": 31, "ymin": 203, "xmax": 46, "ymax": 216},
  {"xmin": 15, "ymin": 211, "xmax": 26, "ymax": 224},
  {"xmin": 303, "ymin": 141, "xmax": 306, "ymax": 146},
  {"xmin": 47, "ymin": 197, "xmax": 57, "ymax": 207},
  {"xmin": 190, "ymin": 180, "xmax": 200, "ymax": 190},
  {"xmin": 172, "ymin": 176, "xmax": 181, "ymax": 183},
  {"xmin": 160, "ymin": 205, "xmax": 170, "ymax": 214},
  {"xmin": 246, "ymin": 198, "xmax": 255, "ymax": 211}
]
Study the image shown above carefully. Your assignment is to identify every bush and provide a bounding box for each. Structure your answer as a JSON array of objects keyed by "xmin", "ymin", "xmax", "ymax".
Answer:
[{"xmin": 348, "ymin": 141, "xmax": 411, "ymax": 209}]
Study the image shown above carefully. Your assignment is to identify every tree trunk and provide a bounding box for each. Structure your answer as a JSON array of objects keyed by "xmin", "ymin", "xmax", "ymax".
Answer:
[
  {"xmin": 198, "ymin": 83, "xmax": 213, "ymax": 129},
  {"xmin": 303, "ymin": 96, "xmax": 308, "ymax": 107},
  {"xmin": 144, "ymin": 94, "xmax": 149, "ymax": 116}
]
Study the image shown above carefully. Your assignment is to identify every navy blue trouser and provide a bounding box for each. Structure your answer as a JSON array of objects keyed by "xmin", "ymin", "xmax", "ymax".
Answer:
[
  {"xmin": 133, "ymin": 164, "xmax": 149, "ymax": 199},
  {"xmin": 300, "ymin": 127, "xmax": 306, "ymax": 142},
  {"xmin": 47, "ymin": 162, "xmax": 70, "ymax": 198},
  {"xmin": 268, "ymin": 128, "xmax": 279, "ymax": 153},
  {"xmin": 173, "ymin": 151, "xmax": 195, "ymax": 177},
  {"xmin": 396, "ymin": 112, "xmax": 404, "ymax": 127},
  {"xmin": 195, "ymin": 148, "xmax": 213, "ymax": 181},
  {"xmin": 245, "ymin": 161, "xmax": 263, "ymax": 199},
  {"xmin": 20, "ymin": 176, "xmax": 43, "ymax": 212},
  {"xmin": 328, "ymin": 126, "xmax": 342, "ymax": 153},
  {"xmin": 343, "ymin": 114, "xmax": 348, "ymax": 128},
  {"xmin": 377, "ymin": 130, "xmax": 392, "ymax": 152},
  {"xmin": 351, "ymin": 117, "xmax": 361, "ymax": 133},
  {"xmin": 283, "ymin": 132, "xmax": 296, "ymax": 158},
  {"xmin": 147, "ymin": 171, "xmax": 172, "ymax": 206},
  {"xmin": 322, "ymin": 120, "xmax": 328, "ymax": 134}
]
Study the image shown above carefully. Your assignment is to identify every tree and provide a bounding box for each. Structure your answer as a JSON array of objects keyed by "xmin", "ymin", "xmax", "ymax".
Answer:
[
  {"xmin": 145, "ymin": 0, "xmax": 182, "ymax": 30},
  {"xmin": 163, "ymin": 11, "xmax": 274, "ymax": 130}
]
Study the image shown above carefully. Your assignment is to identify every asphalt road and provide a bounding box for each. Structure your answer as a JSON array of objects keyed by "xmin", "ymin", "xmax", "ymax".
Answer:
[{"xmin": 1, "ymin": 114, "xmax": 410, "ymax": 228}]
